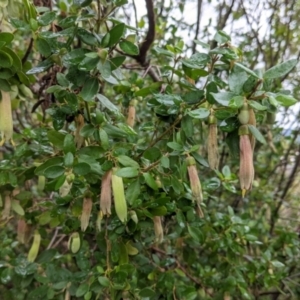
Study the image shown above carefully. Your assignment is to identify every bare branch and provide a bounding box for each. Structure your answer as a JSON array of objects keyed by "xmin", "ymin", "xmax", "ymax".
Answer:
[
  {"xmin": 192, "ymin": 0, "xmax": 203, "ymax": 54},
  {"xmin": 134, "ymin": 0, "xmax": 155, "ymax": 66},
  {"xmin": 211, "ymin": 0, "xmax": 236, "ymax": 49}
]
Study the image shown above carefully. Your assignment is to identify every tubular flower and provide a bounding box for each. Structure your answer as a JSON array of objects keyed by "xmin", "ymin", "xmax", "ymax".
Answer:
[
  {"xmin": 186, "ymin": 156, "xmax": 204, "ymax": 217},
  {"xmin": 239, "ymin": 125, "xmax": 254, "ymax": 197},
  {"xmin": 27, "ymin": 230, "xmax": 41, "ymax": 262},
  {"xmin": 100, "ymin": 170, "xmax": 112, "ymax": 216},
  {"xmin": 153, "ymin": 216, "xmax": 163, "ymax": 244},
  {"xmin": 126, "ymin": 99, "xmax": 137, "ymax": 128},
  {"xmin": 74, "ymin": 114, "xmax": 85, "ymax": 149},
  {"xmin": 80, "ymin": 193, "xmax": 93, "ymax": 232},
  {"xmin": 68, "ymin": 232, "xmax": 81, "ymax": 254},
  {"xmin": 207, "ymin": 115, "xmax": 219, "ymax": 170},
  {"xmin": 1, "ymin": 192, "xmax": 11, "ymax": 220},
  {"xmin": 0, "ymin": 91, "xmax": 14, "ymax": 146},
  {"xmin": 17, "ymin": 219, "xmax": 31, "ymax": 244},
  {"xmin": 96, "ymin": 211, "xmax": 103, "ymax": 232},
  {"xmin": 112, "ymin": 168, "xmax": 127, "ymax": 223},
  {"xmin": 248, "ymin": 108, "xmax": 256, "ymax": 150},
  {"xmin": 238, "ymin": 102, "xmax": 250, "ymax": 125}
]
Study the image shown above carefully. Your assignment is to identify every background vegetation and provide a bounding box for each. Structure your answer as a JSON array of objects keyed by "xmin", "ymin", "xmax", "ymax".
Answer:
[{"xmin": 0, "ymin": 0, "xmax": 300, "ymax": 299}]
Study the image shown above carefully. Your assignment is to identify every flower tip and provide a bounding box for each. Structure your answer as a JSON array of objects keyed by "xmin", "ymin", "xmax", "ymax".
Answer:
[
  {"xmin": 241, "ymin": 189, "xmax": 246, "ymax": 198},
  {"xmin": 196, "ymin": 204, "xmax": 204, "ymax": 218}
]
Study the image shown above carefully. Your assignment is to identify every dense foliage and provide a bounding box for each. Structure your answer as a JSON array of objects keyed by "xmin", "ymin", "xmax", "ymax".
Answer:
[{"xmin": 0, "ymin": 0, "xmax": 300, "ymax": 299}]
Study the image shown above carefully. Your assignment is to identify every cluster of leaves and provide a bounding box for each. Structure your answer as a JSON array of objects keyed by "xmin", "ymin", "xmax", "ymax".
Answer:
[{"xmin": 0, "ymin": 1, "xmax": 300, "ymax": 299}]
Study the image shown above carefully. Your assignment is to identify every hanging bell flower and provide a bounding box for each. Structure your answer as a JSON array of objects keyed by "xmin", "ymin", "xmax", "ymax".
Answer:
[{"xmin": 238, "ymin": 125, "xmax": 254, "ymax": 197}]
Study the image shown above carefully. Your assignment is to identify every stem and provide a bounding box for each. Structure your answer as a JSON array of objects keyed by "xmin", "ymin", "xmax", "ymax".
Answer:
[
  {"xmin": 137, "ymin": 117, "xmax": 182, "ymax": 159},
  {"xmin": 84, "ymin": 101, "xmax": 92, "ymax": 123}
]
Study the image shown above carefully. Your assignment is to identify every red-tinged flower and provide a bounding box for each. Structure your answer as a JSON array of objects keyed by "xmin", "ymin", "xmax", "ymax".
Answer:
[
  {"xmin": 239, "ymin": 125, "xmax": 254, "ymax": 197},
  {"xmin": 80, "ymin": 195, "xmax": 93, "ymax": 232},
  {"xmin": 100, "ymin": 170, "xmax": 112, "ymax": 216},
  {"xmin": 186, "ymin": 156, "xmax": 204, "ymax": 217}
]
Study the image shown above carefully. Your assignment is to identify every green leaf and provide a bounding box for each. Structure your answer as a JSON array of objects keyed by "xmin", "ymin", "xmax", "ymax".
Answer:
[
  {"xmin": 0, "ymin": 68, "xmax": 14, "ymax": 79},
  {"xmin": 38, "ymin": 211, "xmax": 52, "ymax": 225},
  {"xmin": 228, "ymin": 96, "xmax": 244, "ymax": 108},
  {"xmin": 248, "ymin": 100, "xmax": 267, "ymax": 111},
  {"xmin": 96, "ymin": 94, "xmax": 120, "ymax": 115},
  {"xmin": 143, "ymin": 173, "xmax": 158, "ymax": 190},
  {"xmin": 97, "ymin": 60, "xmax": 111, "ymax": 78},
  {"xmin": 271, "ymin": 260, "xmax": 285, "ymax": 268},
  {"xmin": 135, "ymin": 82, "xmax": 162, "ymax": 97},
  {"xmin": 119, "ymin": 242, "xmax": 129, "ymax": 264},
  {"xmin": 46, "ymin": 85, "xmax": 64, "ymax": 94},
  {"xmin": 107, "ymin": 23, "xmax": 125, "ymax": 47},
  {"xmin": 80, "ymin": 77, "xmax": 99, "ymax": 101},
  {"xmin": 0, "ymin": 32, "xmax": 14, "ymax": 44},
  {"xmin": 143, "ymin": 147, "xmax": 161, "ymax": 161},
  {"xmin": 26, "ymin": 58, "xmax": 53, "ymax": 74},
  {"xmin": 211, "ymin": 92, "xmax": 237, "ymax": 106},
  {"xmin": 234, "ymin": 62, "xmax": 260, "ymax": 79},
  {"xmin": 0, "ymin": 78, "xmax": 10, "ymax": 91},
  {"xmin": 0, "ymin": 50, "xmax": 12, "ymax": 68},
  {"xmin": 2, "ymin": 46, "xmax": 21, "ymax": 71},
  {"xmin": 149, "ymin": 206, "xmax": 167, "ymax": 216},
  {"xmin": 99, "ymin": 128, "xmax": 109, "ymax": 150},
  {"xmin": 78, "ymin": 56, "xmax": 100, "ymax": 72},
  {"xmin": 17, "ymin": 71, "xmax": 30, "ymax": 85},
  {"xmin": 115, "ymin": 167, "xmax": 139, "ymax": 178},
  {"xmin": 243, "ymin": 75, "xmax": 258, "ymax": 93},
  {"xmin": 77, "ymin": 28, "xmax": 98, "ymax": 46},
  {"xmin": 167, "ymin": 142, "xmax": 183, "ymax": 151},
  {"xmin": 35, "ymin": 157, "xmax": 64, "ymax": 175},
  {"xmin": 244, "ymin": 234, "xmax": 258, "ymax": 241},
  {"xmin": 73, "ymin": 162, "xmax": 91, "ymax": 175},
  {"xmin": 187, "ymin": 225, "xmax": 203, "ymax": 243},
  {"xmin": 264, "ymin": 59, "xmax": 297, "ymax": 79},
  {"xmin": 76, "ymin": 283, "xmax": 89, "ymax": 298},
  {"xmin": 139, "ymin": 288, "xmax": 156, "ymax": 298},
  {"xmin": 63, "ymin": 134, "xmax": 76, "ymax": 154},
  {"xmin": 110, "ymin": 56, "xmax": 126, "ymax": 70},
  {"xmin": 11, "ymin": 200, "xmax": 25, "ymax": 216},
  {"xmin": 117, "ymin": 123, "xmax": 137, "ymax": 136},
  {"xmin": 103, "ymin": 124, "xmax": 127, "ymax": 138},
  {"xmin": 117, "ymin": 155, "xmax": 139, "ymax": 168},
  {"xmin": 275, "ymin": 94, "xmax": 297, "ymax": 107},
  {"xmin": 188, "ymin": 108, "xmax": 210, "ymax": 119},
  {"xmin": 98, "ymin": 276, "xmax": 110, "ymax": 287},
  {"xmin": 125, "ymin": 179, "xmax": 140, "ymax": 205},
  {"xmin": 191, "ymin": 152, "xmax": 209, "ymax": 168},
  {"xmin": 64, "ymin": 152, "xmax": 74, "ymax": 167},
  {"xmin": 181, "ymin": 115, "xmax": 194, "ymax": 137},
  {"xmin": 222, "ymin": 165, "xmax": 231, "ymax": 178},
  {"xmin": 36, "ymin": 249, "xmax": 57, "ymax": 263},
  {"xmin": 182, "ymin": 52, "xmax": 210, "ymax": 69},
  {"xmin": 56, "ymin": 73, "xmax": 69, "ymax": 87},
  {"xmin": 213, "ymin": 30, "xmax": 231, "ymax": 44},
  {"xmin": 47, "ymin": 130, "xmax": 65, "ymax": 149},
  {"xmin": 119, "ymin": 40, "xmax": 139, "ymax": 55},
  {"xmin": 38, "ymin": 11, "xmax": 56, "ymax": 26},
  {"xmin": 248, "ymin": 125, "xmax": 266, "ymax": 145},
  {"xmin": 206, "ymin": 81, "xmax": 218, "ymax": 104},
  {"xmin": 229, "ymin": 66, "xmax": 248, "ymax": 94},
  {"xmin": 44, "ymin": 166, "xmax": 65, "ymax": 178},
  {"xmin": 160, "ymin": 156, "xmax": 170, "ymax": 168}
]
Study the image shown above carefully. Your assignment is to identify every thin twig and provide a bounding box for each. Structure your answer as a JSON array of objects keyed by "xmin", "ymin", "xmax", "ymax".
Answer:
[
  {"xmin": 192, "ymin": 0, "xmax": 202, "ymax": 54},
  {"xmin": 52, "ymin": 234, "xmax": 66, "ymax": 249},
  {"xmin": 150, "ymin": 246, "xmax": 204, "ymax": 288},
  {"xmin": 47, "ymin": 227, "xmax": 60, "ymax": 249},
  {"xmin": 132, "ymin": 0, "xmax": 139, "ymax": 37},
  {"xmin": 22, "ymin": 38, "xmax": 33, "ymax": 64}
]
